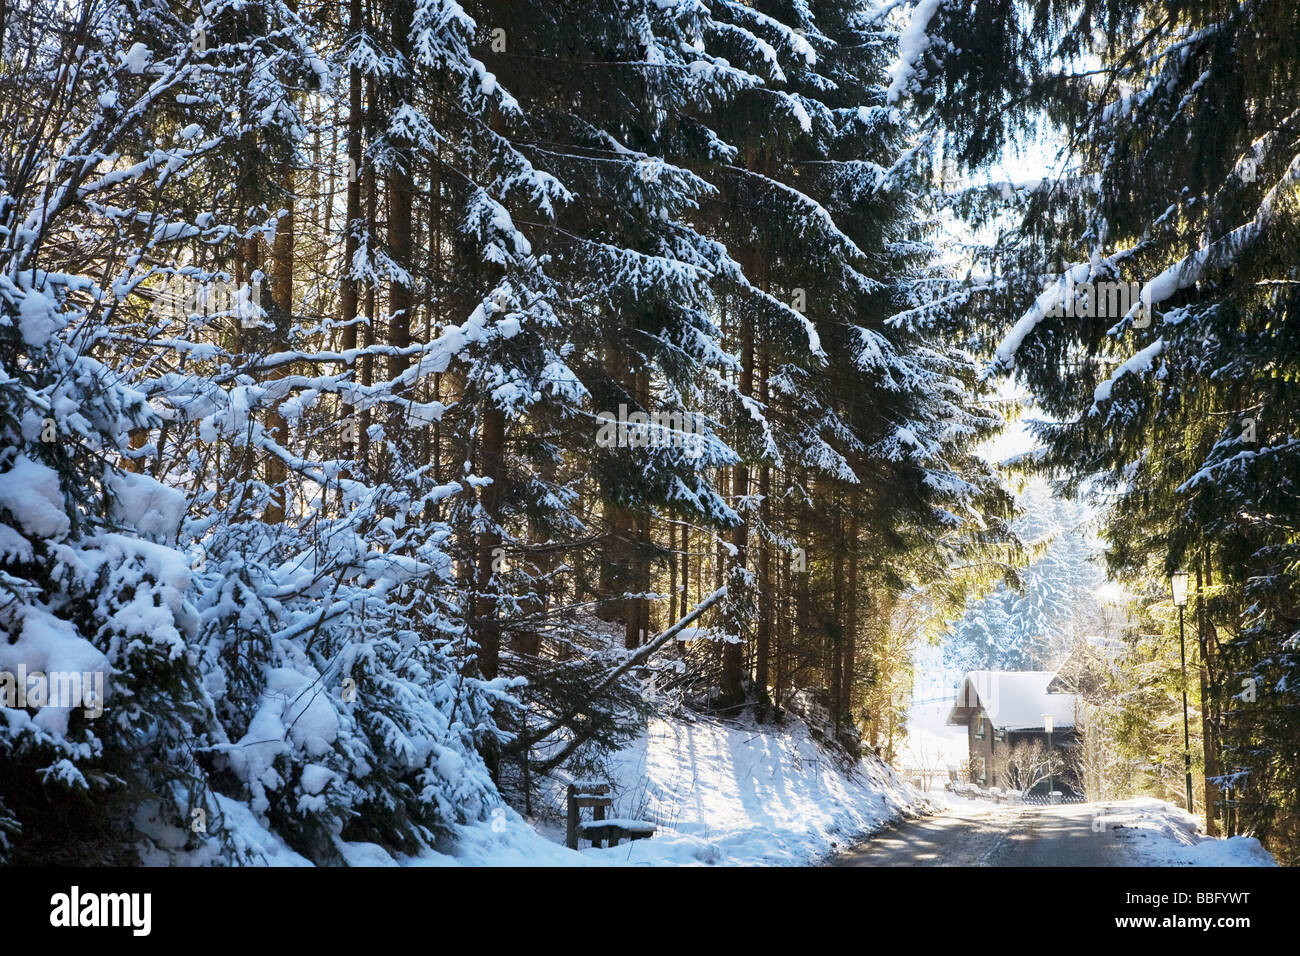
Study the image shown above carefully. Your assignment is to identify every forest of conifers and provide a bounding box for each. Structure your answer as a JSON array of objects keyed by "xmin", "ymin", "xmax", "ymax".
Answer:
[{"xmin": 1, "ymin": 0, "xmax": 1297, "ymax": 866}]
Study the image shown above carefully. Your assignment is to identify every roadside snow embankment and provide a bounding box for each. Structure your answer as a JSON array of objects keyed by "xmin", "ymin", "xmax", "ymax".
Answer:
[
  {"xmin": 1099, "ymin": 798, "xmax": 1276, "ymax": 866},
  {"xmin": 425, "ymin": 712, "xmax": 930, "ymax": 866}
]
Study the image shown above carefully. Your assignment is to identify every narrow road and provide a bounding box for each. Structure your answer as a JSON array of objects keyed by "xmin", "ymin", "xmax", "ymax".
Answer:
[{"xmin": 835, "ymin": 802, "xmax": 1134, "ymax": 866}]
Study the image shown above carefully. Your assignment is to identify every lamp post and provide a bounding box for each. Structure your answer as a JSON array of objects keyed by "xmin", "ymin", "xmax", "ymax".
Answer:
[
  {"xmin": 1043, "ymin": 713, "xmax": 1054, "ymax": 797},
  {"xmin": 1172, "ymin": 571, "xmax": 1195, "ymax": 814}
]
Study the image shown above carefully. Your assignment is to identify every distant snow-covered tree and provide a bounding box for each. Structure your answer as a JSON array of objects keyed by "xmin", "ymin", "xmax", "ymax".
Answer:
[{"xmin": 944, "ymin": 479, "xmax": 1102, "ymax": 672}]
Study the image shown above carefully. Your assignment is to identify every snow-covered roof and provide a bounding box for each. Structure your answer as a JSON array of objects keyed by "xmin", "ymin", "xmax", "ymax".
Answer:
[{"xmin": 946, "ymin": 671, "xmax": 1079, "ymax": 731}]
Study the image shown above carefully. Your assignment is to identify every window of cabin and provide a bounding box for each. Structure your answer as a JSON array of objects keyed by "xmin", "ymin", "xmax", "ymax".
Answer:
[
  {"xmin": 973, "ymin": 757, "xmax": 986, "ymax": 785},
  {"xmin": 974, "ymin": 717, "xmax": 985, "ymax": 740},
  {"xmin": 995, "ymin": 729, "xmax": 1006, "ymax": 742}
]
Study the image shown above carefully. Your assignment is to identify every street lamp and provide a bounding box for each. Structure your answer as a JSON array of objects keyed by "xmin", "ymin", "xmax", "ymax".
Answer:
[
  {"xmin": 1043, "ymin": 713, "xmax": 1054, "ymax": 797},
  {"xmin": 1172, "ymin": 571, "xmax": 1195, "ymax": 814}
]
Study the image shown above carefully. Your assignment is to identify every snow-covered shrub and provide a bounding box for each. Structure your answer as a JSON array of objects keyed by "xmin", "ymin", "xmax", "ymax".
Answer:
[
  {"xmin": 187, "ymin": 490, "xmax": 514, "ymax": 862},
  {"xmin": 0, "ymin": 257, "xmax": 219, "ymax": 864},
  {"xmin": 0, "ymin": 0, "xmax": 515, "ymax": 865}
]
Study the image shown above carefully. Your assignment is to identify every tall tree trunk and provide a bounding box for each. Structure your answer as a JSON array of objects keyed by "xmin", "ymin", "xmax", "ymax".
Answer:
[
  {"xmin": 755, "ymin": 461, "xmax": 771, "ymax": 714},
  {"xmin": 776, "ymin": 516, "xmax": 789, "ymax": 709},
  {"xmin": 264, "ymin": 168, "xmax": 293, "ymax": 524},
  {"xmin": 513, "ymin": 446, "xmax": 554, "ymax": 658},
  {"xmin": 668, "ymin": 518, "xmax": 678, "ymax": 627},
  {"xmin": 358, "ymin": 71, "xmax": 378, "ymax": 469},
  {"xmin": 680, "ymin": 520, "xmax": 690, "ymax": 616},
  {"xmin": 1198, "ymin": 556, "xmax": 1222, "ymax": 836},
  {"xmin": 830, "ymin": 504, "xmax": 843, "ymax": 729},
  {"xmin": 340, "ymin": 0, "xmax": 364, "ymax": 468},
  {"xmin": 721, "ymin": 315, "xmax": 753, "ymax": 702},
  {"xmin": 795, "ymin": 470, "xmax": 811, "ymax": 665},
  {"xmin": 474, "ymin": 408, "xmax": 507, "ymax": 678},
  {"xmin": 841, "ymin": 510, "xmax": 859, "ymax": 733},
  {"xmin": 597, "ymin": 349, "xmax": 636, "ymax": 638},
  {"xmin": 626, "ymin": 368, "xmax": 651, "ymax": 649},
  {"xmin": 386, "ymin": 0, "xmax": 414, "ymax": 386}
]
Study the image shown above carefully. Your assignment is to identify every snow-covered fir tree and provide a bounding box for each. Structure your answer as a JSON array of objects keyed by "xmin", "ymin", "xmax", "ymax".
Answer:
[{"xmin": 943, "ymin": 479, "xmax": 1103, "ymax": 671}]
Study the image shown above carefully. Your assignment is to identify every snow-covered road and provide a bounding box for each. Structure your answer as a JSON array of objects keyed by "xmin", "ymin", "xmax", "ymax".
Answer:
[
  {"xmin": 835, "ymin": 802, "xmax": 1124, "ymax": 866},
  {"xmin": 833, "ymin": 799, "xmax": 1276, "ymax": 867}
]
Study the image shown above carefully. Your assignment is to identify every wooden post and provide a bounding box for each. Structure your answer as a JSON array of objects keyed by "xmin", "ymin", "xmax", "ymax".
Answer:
[{"xmin": 565, "ymin": 784, "xmax": 579, "ymax": 850}]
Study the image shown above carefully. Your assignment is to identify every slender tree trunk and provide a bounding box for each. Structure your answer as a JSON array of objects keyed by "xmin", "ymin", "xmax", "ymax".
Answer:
[
  {"xmin": 626, "ymin": 368, "xmax": 651, "ymax": 648},
  {"xmin": 1198, "ymin": 557, "xmax": 1222, "ymax": 836},
  {"xmin": 386, "ymin": 0, "xmax": 414, "ymax": 386},
  {"xmin": 668, "ymin": 518, "xmax": 678, "ymax": 627},
  {"xmin": 474, "ymin": 408, "xmax": 507, "ymax": 678},
  {"xmin": 264, "ymin": 164, "xmax": 293, "ymax": 524},
  {"xmin": 680, "ymin": 520, "xmax": 690, "ymax": 617},
  {"xmin": 360, "ymin": 91, "xmax": 376, "ymax": 469},
  {"xmin": 795, "ymin": 471, "xmax": 810, "ymax": 659},
  {"xmin": 775, "ymin": 512, "xmax": 789, "ymax": 710},
  {"xmin": 721, "ymin": 315, "xmax": 753, "ymax": 702},
  {"xmin": 597, "ymin": 350, "xmax": 636, "ymax": 638},
  {"xmin": 830, "ymin": 505, "xmax": 843, "ymax": 729},
  {"xmin": 755, "ymin": 460, "xmax": 771, "ymax": 714},
  {"xmin": 841, "ymin": 510, "xmax": 859, "ymax": 733},
  {"xmin": 513, "ymin": 447, "xmax": 553, "ymax": 657},
  {"xmin": 340, "ymin": 0, "xmax": 364, "ymax": 468}
]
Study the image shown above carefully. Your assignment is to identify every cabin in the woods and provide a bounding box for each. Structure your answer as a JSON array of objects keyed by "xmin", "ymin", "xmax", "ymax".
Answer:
[{"xmin": 946, "ymin": 671, "xmax": 1083, "ymax": 795}]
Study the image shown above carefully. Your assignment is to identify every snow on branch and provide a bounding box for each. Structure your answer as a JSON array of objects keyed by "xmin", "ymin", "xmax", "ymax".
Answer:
[
  {"xmin": 1091, "ymin": 337, "xmax": 1163, "ymax": 408},
  {"xmin": 1135, "ymin": 153, "xmax": 1300, "ymax": 314},
  {"xmin": 885, "ymin": 0, "xmax": 947, "ymax": 104}
]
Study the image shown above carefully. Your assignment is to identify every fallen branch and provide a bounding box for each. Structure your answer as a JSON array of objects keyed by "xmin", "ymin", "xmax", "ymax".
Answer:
[{"xmin": 507, "ymin": 586, "xmax": 727, "ymax": 761}]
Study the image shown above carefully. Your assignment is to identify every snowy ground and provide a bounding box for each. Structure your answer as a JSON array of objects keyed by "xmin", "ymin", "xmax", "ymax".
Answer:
[
  {"xmin": 1097, "ymin": 799, "xmax": 1276, "ymax": 866},
  {"xmin": 194, "ymin": 689, "xmax": 1272, "ymax": 867},
  {"xmin": 422, "ymin": 691, "xmax": 1277, "ymax": 867},
  {"xmin": 417, "ymin": 711, "xmax": 931, "ymax": 866}
]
